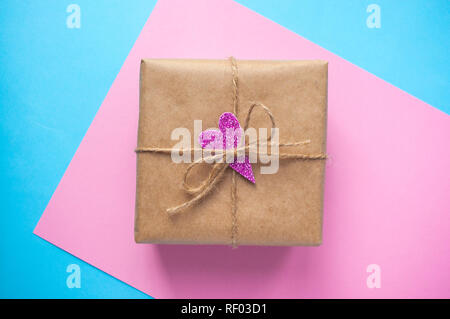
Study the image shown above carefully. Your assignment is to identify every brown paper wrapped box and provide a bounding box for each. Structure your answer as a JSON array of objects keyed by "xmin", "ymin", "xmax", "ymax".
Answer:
[{"xmin": 135, "ymin": 58, "xmax": 328, "ymax": 246}]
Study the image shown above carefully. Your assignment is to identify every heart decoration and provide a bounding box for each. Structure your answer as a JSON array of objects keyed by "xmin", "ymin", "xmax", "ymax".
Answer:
[{"xmin": 198, "ymin": 112, "xmax": 255, "ymax": 183}]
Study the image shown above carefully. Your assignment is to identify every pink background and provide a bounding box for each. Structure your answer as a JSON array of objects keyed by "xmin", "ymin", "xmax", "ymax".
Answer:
[{"xmin": 35, "ymin": 0, "xmax": 450, "ymax": 298}]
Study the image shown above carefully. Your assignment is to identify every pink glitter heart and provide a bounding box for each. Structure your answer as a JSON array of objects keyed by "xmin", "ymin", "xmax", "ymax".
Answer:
[{"xmin": 199, "ymin": 112, "xmax": 255, "ymax": 183}]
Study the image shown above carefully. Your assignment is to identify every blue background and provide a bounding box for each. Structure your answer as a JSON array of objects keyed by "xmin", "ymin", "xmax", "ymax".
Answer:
[{"xmin": 0, "ymin": 0, "xmax": 448, "ymax": 298}]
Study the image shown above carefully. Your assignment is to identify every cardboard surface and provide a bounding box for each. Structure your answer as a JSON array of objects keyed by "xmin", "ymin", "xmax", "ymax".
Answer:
[
  {"xmin": 135, "ymin": 59, "xmax": 327, "ymax": 246},
  {"xmin": 34, "ymin": 0, "xmax": 450, "ymax": 298}
]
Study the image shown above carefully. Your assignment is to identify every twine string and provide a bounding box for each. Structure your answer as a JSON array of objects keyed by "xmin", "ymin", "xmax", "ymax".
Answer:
[{"xmin": 230, "ymin": 57, "xmax": 239, "ymax": 247}]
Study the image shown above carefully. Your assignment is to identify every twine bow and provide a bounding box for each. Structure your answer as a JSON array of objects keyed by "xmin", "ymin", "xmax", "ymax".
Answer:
[{"xmin": 135, "ymin": 57, "xmax": 327, "ymax": 247}]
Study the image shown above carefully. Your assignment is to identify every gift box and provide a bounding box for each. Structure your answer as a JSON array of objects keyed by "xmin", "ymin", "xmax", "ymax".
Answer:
[{"xmin": 135, "ymin": 58, "xmax": 328, "ymax": 246}]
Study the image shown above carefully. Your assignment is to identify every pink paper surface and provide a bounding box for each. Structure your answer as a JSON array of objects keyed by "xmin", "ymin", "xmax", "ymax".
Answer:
[{"xmin": 34, "ymin": 0, "xmax": 450, "ymax": 298}]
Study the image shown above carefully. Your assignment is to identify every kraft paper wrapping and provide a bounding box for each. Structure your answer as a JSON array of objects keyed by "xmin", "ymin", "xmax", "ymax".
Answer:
[{"xmin": 135, "ymin": 59, "xmax": 328, "ymax": 246}]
